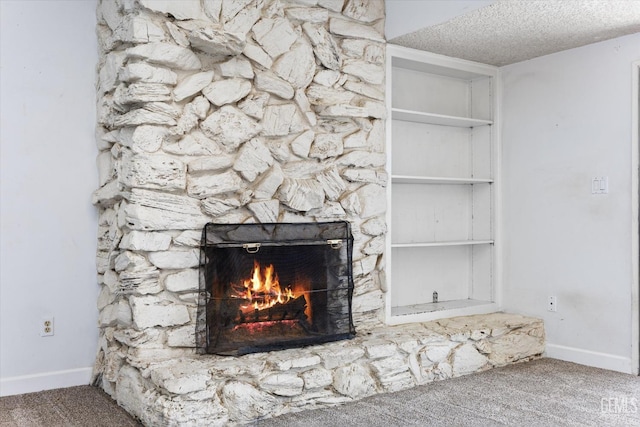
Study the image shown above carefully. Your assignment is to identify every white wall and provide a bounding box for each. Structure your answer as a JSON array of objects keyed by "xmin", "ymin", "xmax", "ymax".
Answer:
[
  {"xmin": 0, "ymin": 0, "xmax": 99, "ymax": 395},
  {"xmin": 501, "ymin": 33, "xmax": 640, "ymax": 373}
]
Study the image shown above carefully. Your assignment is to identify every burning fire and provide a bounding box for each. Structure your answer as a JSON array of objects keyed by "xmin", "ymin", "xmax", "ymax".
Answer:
[{"xmin": 238, "ymin": 261, "xmax": 295, "ymax": 313}]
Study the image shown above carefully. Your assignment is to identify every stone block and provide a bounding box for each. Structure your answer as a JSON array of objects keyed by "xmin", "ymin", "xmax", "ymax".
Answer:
[
  {"xmin": 452, "ymin": 343, "xmax": 489, "ymax": 377},
  {"xmin": 187, "ymin": 170, "xmax": 244, "ymax": 198},
  {"xmin": 221, "ymin": 381, "xmax": 280, "ymax": 423},
  {"xmin": 165, "ymin": 269, "xmax": 199, "ymax": 293},
  {"xmin": 173, "ymin": 71, "xmax": 215, "ymax": 102},
  {"xmin": 126, "ymin": 42, "xmax": 201, "ymax": 70},
  {"xmin": 301, "ymin": 368, "xmax": 333, "ymax": 389},
  {"xmin": 260, "ymin": 373, "xmax": 304, "ymax": 396},
  {"xmin": 120, "ymin": 231, "xmax": 171, "ymax": 251},
  {"xmin": 233, "ymin": 138, "xmax": 274, "ymax": 182},
  {"xmin": 130, "ymin": 295, "xmax": 190, "ymax": 329},
  {"xmin": 203, "ymin": 78, "xmax": 252, "ymax": 106},
  {"xmin": 148, "ymin": 249, "xmax": 199, "ymax": 269},
  {"xmin": 200, "ymin": 105, "xmax": 261, "ymax": 151},
  {"xmin": 333, "ymin": 364, "xmax": 377, "ymax": 398},
  {"xmin": 273, "ymin": 39, "xmax": 316, "ymax": 88}
]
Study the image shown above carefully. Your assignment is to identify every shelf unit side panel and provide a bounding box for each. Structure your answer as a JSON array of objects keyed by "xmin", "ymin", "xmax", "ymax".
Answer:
[{"xmin": 471, "ymin": 244, "xmax": 493, "ymax": 301}]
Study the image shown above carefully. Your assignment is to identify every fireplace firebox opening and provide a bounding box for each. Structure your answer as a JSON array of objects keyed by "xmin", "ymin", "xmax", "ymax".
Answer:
[{"xmin": 197, "ymin": 222, "xmax": 355, "ymax": 356}]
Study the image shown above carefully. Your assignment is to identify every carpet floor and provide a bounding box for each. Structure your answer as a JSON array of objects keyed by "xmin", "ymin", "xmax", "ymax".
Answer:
[{"xmin": 1, "ymin": 358, "xmax": 638, "ymax": 426}]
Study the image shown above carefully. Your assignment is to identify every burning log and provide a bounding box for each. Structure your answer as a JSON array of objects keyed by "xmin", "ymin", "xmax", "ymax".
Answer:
[{"xmin": 240, "ymin": 295, "xmax": 308, "ymax": 324}]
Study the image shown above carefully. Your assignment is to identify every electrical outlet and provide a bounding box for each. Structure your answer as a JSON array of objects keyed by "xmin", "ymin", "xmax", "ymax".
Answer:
[
  {"xmin": 547, "ymin": 296, "xmax": 557, "ymax": 312},
  {"xmin": 40, "ymin": 317, "xmax": 54, "ymax": 337}
]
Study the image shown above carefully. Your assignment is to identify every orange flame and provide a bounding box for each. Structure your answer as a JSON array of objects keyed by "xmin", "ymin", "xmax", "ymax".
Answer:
[{"xmin": 239, "ymin": 261, "xmax": 295, "ymax": 313}]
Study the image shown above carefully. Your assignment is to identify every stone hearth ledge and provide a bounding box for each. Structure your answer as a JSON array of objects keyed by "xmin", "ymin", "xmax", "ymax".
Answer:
[{"xmin": 98, "ymin": 312, "xmax": 544, "ymax": 426}]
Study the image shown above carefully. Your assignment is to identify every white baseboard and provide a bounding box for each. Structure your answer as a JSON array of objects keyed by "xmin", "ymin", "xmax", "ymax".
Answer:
[
  {"xmin": 545, "ymin": 343, "xmax": 634, "ymax": 374},
  {"xmin": 0, "ymin": 367, "xmax": 93, "ymax": 397}
]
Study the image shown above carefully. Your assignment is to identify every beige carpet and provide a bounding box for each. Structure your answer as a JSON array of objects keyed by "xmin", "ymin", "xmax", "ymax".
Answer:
[{"xmin": 1, "ymin": 358, "xmax": 639, "ymax": 426}]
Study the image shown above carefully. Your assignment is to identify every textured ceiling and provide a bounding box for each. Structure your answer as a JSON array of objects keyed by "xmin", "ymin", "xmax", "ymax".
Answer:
[{"xmin": 388, "ymin": 0, "xmax": 640, "ymax": 66}]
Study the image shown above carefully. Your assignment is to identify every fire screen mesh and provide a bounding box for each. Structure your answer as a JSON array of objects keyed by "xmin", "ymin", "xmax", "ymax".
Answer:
[{"xmin": 197, "ymin": 222, "xmax": 355, "ymax": 355}]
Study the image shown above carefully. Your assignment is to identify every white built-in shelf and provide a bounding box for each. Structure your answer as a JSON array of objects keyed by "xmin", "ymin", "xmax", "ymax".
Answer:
[
  {"xmin": 391, "ymin": 240, "xmax": 494, "ymax": 248},
  {"xmin": 391, "ymin": 108, "xmax": 493, "ymax": 128},
  {"xmin": 391, "ymin": 299, "xmax": 494, "ymax": 318},
  {"xmin": 391, "ymin": 175, "xmax": 493, "ymax": 185}
]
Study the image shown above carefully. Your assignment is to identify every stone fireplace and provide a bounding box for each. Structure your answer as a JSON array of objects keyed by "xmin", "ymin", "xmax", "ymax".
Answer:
[{"xmin": 92, "ymin": 0, "xmax": 544, "ymax": 425}]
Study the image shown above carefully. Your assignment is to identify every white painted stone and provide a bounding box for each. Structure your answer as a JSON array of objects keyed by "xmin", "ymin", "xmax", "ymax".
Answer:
[
  {"xmin": 367, "ymin": 119, "xmax": 385, "ymax": 152},
  {"xmin": 255, "ymin": 71, "xmax": 294, "ymax": 100},
  {"xmin": 126, "ymin": 43, "xmax": 201, "ymax": 70},
  {"xmin": 339, "ymin": 191, "xmax": 360, "ymax": 216},
  {"xmin": 113, "ymin": 108, "xmax": 177, "ymax": 128},
  {"xmin": 129, "ymin": 295, "xmax": 190, "ymax": 329},
  {"xmin": 187, "ymin": 26, "xmax": 246, "ymax": 57},
  {"xmin": 233, "ymin": 138, "xmax": 274, "ymax": 181},
  {"xmin": 99, "ymin": 300, "xmax": 133, "ymax": 327},
  {"xmin": 344, "ymin": 80, "xmax": 384, "ymax": 101},
  {"xmin": 119, "ymin": 62, "xmax": 177, "ymax": 85},
  {"xmin": 364, "ymin": 341, "xmax": 397, "ymax": 359},
  {"xmin": 203, "ymin": 78, "xmax": 252, "ymax": 106},
  {"xmin": 343, "ymin": 0, "xmax": 385, "ymax": 23},
  {"xmin": 188, "ymin": 153, "xmax": 235, "ymax": 172},
  {"xmin": 124, "ymin": 189, "xmax": 210, "ymax": 231},
  {"xmin": 187, "ymin": 170, "xmax": 244, "ymax": 198},
  {"xmin": 221, "ymin": 381, "xmax": 279, "ymax": 423},
  {"xmin": 173, "ymin": 71, "xmax": 215, "ymax": 102},
  {"xmin": 265, "ymin": 138, "xmax": 292, "ymax": 163},
  {"xmin": 114, "ymin": 251, "xmax": 150, "ymax": 272},
  {"xmin": 310, "ymin": 133, "xmax": 343, "ymax": 159},
  {"xmin": 355, "ymin": 184, "xmax": 386, "ymax": 218},
  {"xmin": 309, "ymin": 201, "xmax": 347, "ymax": 220},
  {"xmin": 317, "ymin": 167, "xmax": 346, "ymax": 201},
  {"xmin": 165, "ymin": 130, "xmax": 222, "ymax": 156},
  {"xmin": 291, "ymin": 130, "xmax": 315, "ymax": 158},
  {"xmin": 313, "ymin": 70, "xmax": 341, "ymax": 87},
  {"xmin": 120, "ymin": 231, "xmax": 171, "ymax": 251},
  {"xmin": 286, "ymin": 7, "xmax": 328, "ymax": 23},
  {"xmin": 306, "ymin": 84, "xmax": 355, "ymax": 106},
  {"xmin": 173, "ymin": 230, "xmax": 202, "ymax": 247},
  {"xmin": 363, "ymin": 235, "xmax": 384, "ymax": 255},
  {"xmin": 139, "ymin": 0, "xmax": 205, "ymax": 20},
  {"xmin": 342, "ymin": 61, "xmax": 384, "ymax": 85},
  {"xmin": 320, "ymin": 101, "xmax": 386, "ymax": 119},
  {"xmin": 254, "ymin": 164, "xmax": 285, "ymax": 200},
  {"xmin": 329, "ymin": 18, "xmax": 384, "ymax": 42},
  {"xmin": 119, "ymin": 125, "xmax": 167, "ymax": 153},
  {"xmin": 148, "ymin": 249, "xmax": 200, "ymax": 269},
  {"xmin": 98, "ymin": 51, "xmax": 126, "ymax": 95},
  {"xmin": 361, "ymin": 216, "xmax": 386, "ymax": 235},
  {"xmin": 318, "ymin": 0, "xmax": 344, "ymax": 12},
  {"xmin": 238, "ymin": 92, "xmax": 270, "ymax": 120},
  {"xmin": 248, "ymin": 200, "xmax": 279, "ymax": 223},
  {"xmin": 150, "ymin": 364, "xmax": 210, "ymax": 395},
  {"xmin": 114, "ymin": 82, "xmax": 172, "ymax": 106},
  {"xmin": 278, "ymin": 178, "xmax": 325, "ymax": 211},
  {"xmin": 302, "ymin": 23, "xmax": 342, "ymax": 70},
  {"xmin": 203, "ymin": 0, "xmax": 222, "ymax": 22},
  {"xmin": 242, "ymin": 41, "xmax": 273, "ymax": 69},
  {"xmin": 165, "ymin": 269, "xmax": 199, "ymax": 293},
  {"xmin": 252, "ymin": 17, "xmax": 297, "ymax": 58},
  {"xmin": 364, "ymin": 44, "xmax": 385, "ymax": 64},
  {"xmin": 261, "ymin": 104, "xmax": 307, "ymax": 136},
  {"xmin": 119, "ymin": 152, "xmax": 186, "ymax": 191},
  {"xmin": 337, "ymin": 151, "xmax": 386, "ymax": 168},
  {"xmin": 221, "ymin": 0, "xmax": 252, "ymax": 22},
  {"xmin": 116, "ymin": 15, "xmax": 166, "ymax": 44},
  {"xmin": 301, "ymin": 368, "xmax": 333, "ymax": 389},
  {"xmin": 342, "ymin": 168, "xmax": 387, "ymax": 186},
  {"xmin": 333, "ymin": 364, "xmax": 377, "ymax": 399},
  {"xmin": 165, "ymin": 21, "xmax": 189, "ymax": 46},
  {"xmin": 225, "ymin": 3, "xmax": 261, "ymax": 35},
  {"xmin": 488, "ymin": 331, "xmax": 545, "ymax": 366},
  {"xmin": 97, "ymin": 151, "xmax": 115, "ymax": 187},
  {"xmin": 315, "ymin": 346, "xmax": 365, "ymax": 369},
  {"xmin": 113, "ymin": 328, "xmax": 162, "ymax": 349},
  {"xmin": 260, "ymin": 373, "xmax": 304, "ymax": 396},
  {"xmin": 273, "ymin": 39, "xmax": 316, "ymax": 89},
  {"xmin": 119, "ymin": 267, "xmax": 162, "ymax": 295},
  {"xmin": 200, "ymin": 105, "xmax": 261, "ymax": 151},
  {"xmin": 217, "ymin": 57, "xmax": 254, "ymax": 79},
  {"xmin": 352, "ymin": 289, "xmax": 384, "ymax": 313},
  {"xmin": 173, "ymin": 95, "xmax": 211, "ymax": 135},
  {"xmin": 201, "ymin": 197, "xmax": 242, "ymax": 217},
  {"xmin": 453, "ymin": 343, "xmax": 489, "ymax": 377},
  {"xmin": 167, "ymin": 325, "xmax": 196, "ymax": 347}
]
